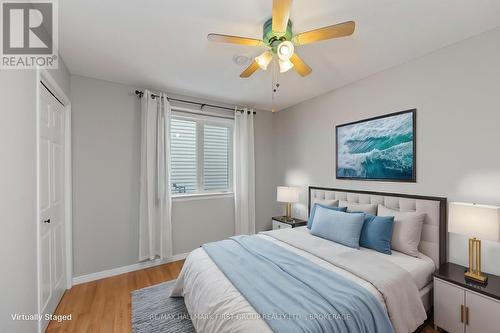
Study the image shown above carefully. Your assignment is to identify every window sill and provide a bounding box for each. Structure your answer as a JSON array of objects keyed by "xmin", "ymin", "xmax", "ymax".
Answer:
[{"xmin": 172, "ymin": 192, "xmax": 234, "ymax": 202}]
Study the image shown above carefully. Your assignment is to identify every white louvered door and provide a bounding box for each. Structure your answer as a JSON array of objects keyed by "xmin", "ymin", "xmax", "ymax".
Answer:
[{"xmin": 38, "ymin": 83, "xmax": 67, "ymax": 332}]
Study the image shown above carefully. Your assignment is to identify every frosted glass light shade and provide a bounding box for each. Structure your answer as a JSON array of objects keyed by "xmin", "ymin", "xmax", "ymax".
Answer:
[
  {"xmin": 279, "ymin": 59, "xmax": 294, "ymax": 73},
  {"xmin": 449, "ymin": 202, "xmax": 500, "ymax": 241},
  {"xmin": 277, "ymin": 41, "xmax": 294, "ymax": 61},
  {"xmin": 255, "ymin": 51, "xmax": 273, "ymax": 70},
  {"xmin": 277, "ymin": 186, "xmax": 299, "ymax": 203}
]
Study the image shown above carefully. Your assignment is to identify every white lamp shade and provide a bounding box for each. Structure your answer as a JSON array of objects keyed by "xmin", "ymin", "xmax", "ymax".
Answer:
[
  {"xmin": 449, "ymin": 202, "xmax": 500, "ymax": 241},
  {"xmin": 277, "ymin": 186, "xmax": 299, "ymax": 203}
]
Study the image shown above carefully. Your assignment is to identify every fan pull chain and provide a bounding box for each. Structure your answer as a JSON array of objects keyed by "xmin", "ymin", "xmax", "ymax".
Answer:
[{"xmin": 271, "ymin": 57, "xmax": 279, "ymax": 112}]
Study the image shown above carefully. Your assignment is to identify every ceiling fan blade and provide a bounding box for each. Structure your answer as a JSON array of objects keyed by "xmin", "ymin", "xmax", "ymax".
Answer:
[
  {"xmin": 272, "ymin": 0, "xmax": 293, "ymax": 34},
  {"xmin": 207, "ymin": 33, "xmax": 263, "ymax": 46},
  {"xmin": 240, "ymin": 60, "xmax": 261, "ymax": 78},
  {"xmin": 289, "ymin": 53, "xmax": 312, "ymax": 76},
  {"xmin": 293, "ymin": 21, "xmax": 355, "ymax": 45}
]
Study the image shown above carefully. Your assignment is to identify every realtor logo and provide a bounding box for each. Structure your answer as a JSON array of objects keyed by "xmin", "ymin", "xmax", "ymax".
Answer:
[{"xmin": 1, "ymin": 0, "xmax": 58, "ymax": 69}]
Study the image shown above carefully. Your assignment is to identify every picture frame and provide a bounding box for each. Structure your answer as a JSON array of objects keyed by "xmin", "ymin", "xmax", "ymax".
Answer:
[{"xmin": 335, "ymin": 109, "xmax": 416, "ymax": 182}]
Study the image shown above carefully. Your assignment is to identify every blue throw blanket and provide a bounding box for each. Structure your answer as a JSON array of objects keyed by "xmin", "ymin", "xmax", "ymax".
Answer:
[{"xmin": 203, "ymin": 235, "xmax": 394, "ymax": 333}]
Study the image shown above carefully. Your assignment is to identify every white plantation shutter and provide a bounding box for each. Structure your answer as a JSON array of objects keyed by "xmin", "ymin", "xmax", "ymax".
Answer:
[
  {"xmin": 204, "ymin": 124, "xmax": 230, "ymax": 191},
  {"xmin": 170, "ymin": 118, "xmax": 197, "ymax": 193},
  {"xmin": 170, "ymin": 114, "xmax": 232, "ymax": 194}
]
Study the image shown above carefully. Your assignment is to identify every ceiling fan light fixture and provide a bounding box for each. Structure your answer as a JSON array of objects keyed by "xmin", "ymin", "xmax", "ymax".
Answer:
[
  {"xmin": 277, "ymin": 41, "xmax": 294, "ymax": 61},
  {"xmin": 279, "ymin": 59, "xmax": 294, "ymax": 73},
  {"xmin": 255, "ymin": 51, "xmax": 273, "ymax": 70},
  {"xmin": 207, "ymin": 1, "xmax": 356, "ymax": 80}
]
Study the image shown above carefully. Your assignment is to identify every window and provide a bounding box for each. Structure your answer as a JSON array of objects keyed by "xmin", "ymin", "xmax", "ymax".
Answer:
[
  {"xmin": 170, "ymin": 118, "xmax": 197, "ymax": 193},
  {"xmin": 170, "ymin": 114, "xmax": 232, "ymax": 195},
  {"xmin": 203, "ymin": 124, "xmax": 230, "ymax": 191}
]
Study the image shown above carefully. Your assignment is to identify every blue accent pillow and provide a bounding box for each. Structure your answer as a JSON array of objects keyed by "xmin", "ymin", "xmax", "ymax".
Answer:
[
  {"xmin": 359, "ymin": 214, "xmax": 395, "ymax": 255},
  {"xmin": 310, "ymin": 207, "xmax": 365, "ymax": 249},
  {"xmin": 307, "ymin": 203, "xmax": 347, "ymax": 229}
]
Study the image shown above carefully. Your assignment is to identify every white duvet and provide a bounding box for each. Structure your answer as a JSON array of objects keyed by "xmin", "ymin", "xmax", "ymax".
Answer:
[{"xmin": 171, "ymin": 227, "xmax": 434, "ymax": 333}]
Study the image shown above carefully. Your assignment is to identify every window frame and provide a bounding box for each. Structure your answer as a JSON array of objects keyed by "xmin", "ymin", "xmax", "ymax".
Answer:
[{"xmin": 170, "ymin": 112, "xmax": 233, "ymax": 198}]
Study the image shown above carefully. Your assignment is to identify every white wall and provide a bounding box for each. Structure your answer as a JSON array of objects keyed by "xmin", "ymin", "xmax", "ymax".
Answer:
[
  {"xmin": 0, "ymin": 61, "xmax": 70, "ymax": 332},
  {"xmin": 71, "ymin": 76, "xmax": 141, "ymax": 276},
  {"xmin": 0, "ymin": 71, "xmax": 38, "ymax": 333},
  {"xmin": 70, "ymin": 75, "xmax": 277, "ymax": 277},
  {"xmin": 275, "ymin": 27, "xmax": 500, "ymax": 275},
  {"xmin": 254, "ymin": 109, "xmax": 281, "ymax": 231},
  {"xmin": 172, "ymin": 196, "xmax": 235, "ymax": 253}
]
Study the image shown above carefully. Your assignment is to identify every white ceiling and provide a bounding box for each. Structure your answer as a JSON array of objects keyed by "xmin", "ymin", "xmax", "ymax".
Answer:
[{"xmin": 59, "ymin": 0, "xmax": 500, "ymax": 111}]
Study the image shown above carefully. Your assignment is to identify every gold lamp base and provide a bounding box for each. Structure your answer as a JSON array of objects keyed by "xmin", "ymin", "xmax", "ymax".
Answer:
[
  {"xmin": 464, "ymin": 270, "xmax": 488, "ymax": 283},
  {"xmin": 281, "ymin": 202, "xmax": 294, "ymax": 222},
  {"xmin": 465, "ymin": 238, "xmax": 488, "ymax": 284}
]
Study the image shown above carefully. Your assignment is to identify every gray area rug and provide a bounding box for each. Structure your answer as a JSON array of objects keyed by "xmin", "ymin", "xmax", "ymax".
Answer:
[{"xmin": 131, "ymin": 280, "xmax": 196, "ymax": 333}]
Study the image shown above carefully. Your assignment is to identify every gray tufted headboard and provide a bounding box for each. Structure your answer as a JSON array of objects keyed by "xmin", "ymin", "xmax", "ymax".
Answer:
[{"xmin": 308, "ymin": 186, "xmax": 447, "ymax": 268}]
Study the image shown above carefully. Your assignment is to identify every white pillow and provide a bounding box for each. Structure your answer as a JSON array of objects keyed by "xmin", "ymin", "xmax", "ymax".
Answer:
[
  {"xmin": 377, "ymin": 205, "xmax": 425, "ymax": 257},
  {"xmin": 339, "ymin": 201, "xmax": 377, "ymax": 215},
  {"xmin": 312, "ymin": 198, "xmax": 339, "ymax": 207}
]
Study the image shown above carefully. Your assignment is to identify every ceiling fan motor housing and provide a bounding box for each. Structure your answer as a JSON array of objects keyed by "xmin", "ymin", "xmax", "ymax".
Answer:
[{"xmin": 263, "ymin": 18, "xmax": 293, "ymax": 52}]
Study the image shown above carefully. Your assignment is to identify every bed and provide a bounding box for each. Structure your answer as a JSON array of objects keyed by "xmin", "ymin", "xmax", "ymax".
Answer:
[{"xmin": 171, "ymin": 187, "xmax": 447, "ymax": 333}]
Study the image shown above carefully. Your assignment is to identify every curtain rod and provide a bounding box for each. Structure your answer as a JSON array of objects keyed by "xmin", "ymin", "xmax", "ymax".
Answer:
[{"xmin": 134, "ymin": 90, "xmax": 256, "ymax": 114}]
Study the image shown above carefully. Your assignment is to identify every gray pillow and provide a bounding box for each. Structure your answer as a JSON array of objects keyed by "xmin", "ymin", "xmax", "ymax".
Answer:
[
  {"xmin": 311, "ymin": 198, "xmax": 339, "ymax": 207},
  {"xmin": 377, "ymin": 205, "xmax": 425, "ymax": 257},
  {"xmin": 339, "ymin": 201, "xmax": 377, "ymax": 215}
]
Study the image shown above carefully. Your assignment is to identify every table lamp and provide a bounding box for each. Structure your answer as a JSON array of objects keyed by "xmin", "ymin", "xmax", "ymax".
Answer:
[
  {"xmin": 449, "ymin": 202, "xmax": 500, "ymax": 283},
  {"xmin": 277, "ymin": 186, "xmax": 299, "ymax": 222}
]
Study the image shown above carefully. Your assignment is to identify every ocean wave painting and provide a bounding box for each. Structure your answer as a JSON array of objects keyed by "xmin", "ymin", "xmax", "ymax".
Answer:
[{"xmin": 336, "ymin": 110, "xmax": 416, "ymax": 181}]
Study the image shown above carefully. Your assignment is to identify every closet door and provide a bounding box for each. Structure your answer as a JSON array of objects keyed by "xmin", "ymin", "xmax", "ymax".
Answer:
[
  {"xmin": 466, "ymin": 291, "xmax": 500, "ymax": 333},
  {"xmin": 39, "ymin": 83, "xmax": 67, "ymax": 331}
]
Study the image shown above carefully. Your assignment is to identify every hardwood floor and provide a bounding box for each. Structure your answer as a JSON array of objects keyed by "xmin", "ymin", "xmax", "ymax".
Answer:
[
  {"xmin": 47, "ymin": 259, "xmax": 438, "ymax": 333},
  {"xmin": 46, "ymin": 260, "xmax": 184, "ymax": 333}
]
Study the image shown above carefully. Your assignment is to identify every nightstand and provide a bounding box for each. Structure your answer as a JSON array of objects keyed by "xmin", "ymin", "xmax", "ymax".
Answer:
[
  {"xmin": 433, "ymin": 262, "xmax": 500, "ymax": 333},
  {"xmin": 272, "ymin": 216, "xmax": 307, "ymax": 230}
]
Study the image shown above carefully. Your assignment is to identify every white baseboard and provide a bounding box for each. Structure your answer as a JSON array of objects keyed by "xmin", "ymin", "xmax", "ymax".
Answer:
[{"xmin": 72, "ymin": 252, "xmax": 189, "ymax": 285}]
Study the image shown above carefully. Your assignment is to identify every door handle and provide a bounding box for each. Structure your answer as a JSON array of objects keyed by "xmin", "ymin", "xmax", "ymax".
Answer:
[
  {"xmin": 460, "ymin": 304, "xmax": 464, "ymax": 323},
  {"xmin": 43, "ymin": 219, "xmax": 51, "ymax": 224},
  {"xmin": 465, "ymin": 306, "xmax": 469, "ymax": 325}
]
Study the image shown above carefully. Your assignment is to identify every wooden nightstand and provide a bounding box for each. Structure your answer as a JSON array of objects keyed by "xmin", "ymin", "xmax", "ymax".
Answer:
[
  {"xmin": 433, "ymin": 262, "xmax": 500, "ymax": 333},
  {"xmin": 272, "ymin": 216, "xmax": 307, "ymax": 230}
]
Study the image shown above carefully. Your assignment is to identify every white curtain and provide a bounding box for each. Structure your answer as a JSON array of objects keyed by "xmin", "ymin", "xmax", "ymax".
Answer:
[
  {"xmin": 139, "ymin": 90, "xmax": 173, "ymax": 261},
  {"xmin": 233, "ymin": 108, "xmax": 256, "ymax": 235}
]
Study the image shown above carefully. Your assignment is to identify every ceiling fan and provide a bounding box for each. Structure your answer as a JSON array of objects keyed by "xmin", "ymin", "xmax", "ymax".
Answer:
[{"xmin": 207, "ymin": 0, "xmax": 355, "ymax": 78}]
